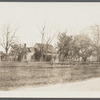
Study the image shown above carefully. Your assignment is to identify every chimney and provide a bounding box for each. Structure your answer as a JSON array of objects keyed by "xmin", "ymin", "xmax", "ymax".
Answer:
[{"xmin": 24, "ymin": 43, "xmax": 26, "ymax": 47}]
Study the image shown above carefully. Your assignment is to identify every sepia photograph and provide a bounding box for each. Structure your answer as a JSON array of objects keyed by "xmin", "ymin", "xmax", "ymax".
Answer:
[{"xmin": 0, "ymin": 2, "xmax": 100, "ymax": 98}]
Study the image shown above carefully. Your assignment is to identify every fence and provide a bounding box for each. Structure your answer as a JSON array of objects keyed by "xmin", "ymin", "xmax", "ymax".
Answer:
[{"xmin": 0, "ymin": 61, "xmax": 100, "ymax": 67}]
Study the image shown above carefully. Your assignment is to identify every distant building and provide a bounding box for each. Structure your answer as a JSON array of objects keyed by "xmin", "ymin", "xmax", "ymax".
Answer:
[
  {"xmin": 22, "ymin": 44, "xmax": 35, "ymax": 62},
  {"xmin": 34, "ymin": 43, "xmax": 57, "ymax": 61},
  {"xmin": 1, "ymin": 43, "xmax": 58, "ymax": 62},
  {"xmin": 34, "ymin": 43, "xmax": 56, "ymax": 53}
]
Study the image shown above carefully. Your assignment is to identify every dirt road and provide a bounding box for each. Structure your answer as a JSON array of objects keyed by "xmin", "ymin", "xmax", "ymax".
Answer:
[{"xmin": 1, "ymin": 77, "xmax": 100, "ymax": 98}]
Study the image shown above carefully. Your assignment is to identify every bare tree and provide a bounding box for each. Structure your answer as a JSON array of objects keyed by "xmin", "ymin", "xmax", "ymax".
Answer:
[
  {"xmin": 89, "ymin": 24, "xmax": 100, "ymax": 61},
  {"xmin": 37, "ymin": 24, "xmax": 57, "ymax": 61},
  {"xmin": 0, "ymin": 25, "xmax": 17, "ymax": 60}
]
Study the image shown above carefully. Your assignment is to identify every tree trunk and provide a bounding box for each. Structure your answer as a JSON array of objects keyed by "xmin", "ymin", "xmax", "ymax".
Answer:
[
  {"xmin": 82, "ymin": 57, "xmax": 87, "ymax": 62},
  {"xmin": 96, "ymin": 48, "xmax": 100, "ymax": 62},
  {"xmin": 5, "ymin": 48, "xmax": 8, "ymax": 61},
  {"xmin": 40, "ymin": 47, "xmax": 43, "ymax": 61},
  {"xmin": 45, "ymin": 44, "xmax": 48, "ymax": 61},
  {"xmin": 0, "ymin": 55, "xmax": 1, "ymax": 62},
  {"xmin": 97, "ymin": 54, "xmax": 100, "ymax": 62}
]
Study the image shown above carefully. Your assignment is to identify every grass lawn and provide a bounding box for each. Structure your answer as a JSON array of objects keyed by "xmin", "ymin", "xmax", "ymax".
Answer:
[{"xmin": 0, "ymin": 62, "xmax": 100, "ymax": 91}]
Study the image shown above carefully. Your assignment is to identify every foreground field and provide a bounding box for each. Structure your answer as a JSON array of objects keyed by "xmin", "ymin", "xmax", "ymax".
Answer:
[{"xmin": 0, "ymin": 62, "xmax": 100, "ymax": 91}]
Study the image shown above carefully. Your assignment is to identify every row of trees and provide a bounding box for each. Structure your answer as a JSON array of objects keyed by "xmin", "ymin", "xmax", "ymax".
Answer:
[
  {"xmin": 57, "ymin": 24, "xmax": 100, "ymax": 62},
  {"xmin": 0, "ymin": 24, "xmax": 100, "ymax": 62}
]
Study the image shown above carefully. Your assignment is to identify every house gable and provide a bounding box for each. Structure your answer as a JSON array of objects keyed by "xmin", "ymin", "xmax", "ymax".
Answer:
[{"xmin": 34, "ymin": 43, "xmax": 57, "ymax": 54}]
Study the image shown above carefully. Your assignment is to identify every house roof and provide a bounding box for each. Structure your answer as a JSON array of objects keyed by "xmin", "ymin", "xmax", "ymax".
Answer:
[
  {"xmin": 34, "ymin": 43, "xmax": 56, "ymax": 53},
  {"xmin": 27, "ymin": 47, "xmax": 35, "ymax": 52}
]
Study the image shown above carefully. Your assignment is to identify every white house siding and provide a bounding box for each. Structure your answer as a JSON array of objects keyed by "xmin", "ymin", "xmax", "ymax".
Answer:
[
  {"xmin": 89, "ymin": 56, "xmax": 97, "ymax": 62},
  {"xmin": 26, "ymin": 52, "xmax": 34, "ymax": 62}
]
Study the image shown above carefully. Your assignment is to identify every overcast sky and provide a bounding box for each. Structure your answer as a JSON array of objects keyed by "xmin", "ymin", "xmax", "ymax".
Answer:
[{"xmin": 0, "ymin": 2, "xmax": 100, "ymax": 51}]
